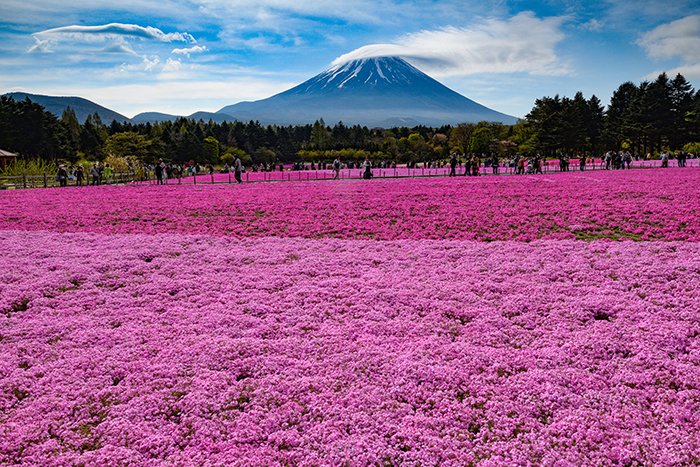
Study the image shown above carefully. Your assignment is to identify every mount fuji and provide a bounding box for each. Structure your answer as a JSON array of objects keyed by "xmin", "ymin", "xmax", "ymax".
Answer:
[{"xmin": 218, "ymin": 56, "xmax": 518, "ymax": 127}]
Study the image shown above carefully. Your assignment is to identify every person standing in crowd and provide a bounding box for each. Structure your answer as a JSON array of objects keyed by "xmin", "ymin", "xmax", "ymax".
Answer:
[
  {"xmin": 56, "ymin": 165, "xmax": 68, "ymax": 187},
  {"xmin": 234, "ymin": 154, "xmax": 243, "ymax": 183},
  {"xmin": 491, "ymin": 154, "xmax": 499, "ymax": 175},
  {"xmin": 517, "ymin": 156, "xmax": 525, "ymax": 175},
  {"xmin": 464, "ymin": 155, "xmax": 472, "ymax": 176},
  {"xmin": 362, "ymin": 157, "xmax": 373, "ymax": 179},
  {"xmin": 155, "ymin": 159, "xmax": 164, "ymax": 185},
  {"xmin": 333, "ymin": 157, "xmax": 341, "ymax": 180},
  {"xmin": 75, "ymin": 165, "xmax": 84, "ymax": 186},
  {"xmin": 160, "ymin": 160, "xmax": 168, "ymax": 184},
  {"xmin": 661, "ymin": 151, "xmax": 669, "ymax": 168},
  {"xmin": 579, "ymin": 155, "xmax": 586, "ymax": 171},
  {"xmin": 677, "ymin": 151, "xmax": 687, "ymax": 167},
  {"xmin": 90, "ymin": 164, "xmax": 100, "ymax": 186},
  {"xmin": 449, "ymin": 153, "xmax": 458, "ymax": 177}
]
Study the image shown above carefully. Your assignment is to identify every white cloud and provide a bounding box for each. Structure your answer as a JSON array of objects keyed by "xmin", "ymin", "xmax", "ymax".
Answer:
[
  {"xmin": 171, "ymin": 45, "xmax": 207, "ymax": 56},
  {"xmin": 332, "ymin": 12, "xmax": 570, "ymax": 77},
  {"xmin": 638, "ymin": 15, "xmax": 700, "ymax": 78},
  {"xmin": 162, "ymin": 58, "xmax": 183, "ymax": 72},
  {"xmin": 28, "ymin": 37, "xmax": 50, "ymax": 53},
  {"xmin": 29, "ymin": 23, "xmax": 196, "ymax": 55},
  {"xmin": 34, "ymin": 23, "xmax": 196, "ymax": 43},
  {"xmin": 119, "ymin": 56, "xmax": 161, "ymax": 73}
]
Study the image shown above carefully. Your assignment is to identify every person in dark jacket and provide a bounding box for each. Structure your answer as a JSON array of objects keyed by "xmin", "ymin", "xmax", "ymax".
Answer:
[
  {"xmin": 449, "ymin": 153, "xmax": 458, "ymax": 177},
  {"xmin": 75, "ymin": 165, "xmax": 84, "ymax": 185},
  {"xmin": 56, "ymin": 165, "xmax": 68, "ymax": 187},
  {"xmin": 154, "ymin": 160, "xmax": 164, "ymax": 185}
]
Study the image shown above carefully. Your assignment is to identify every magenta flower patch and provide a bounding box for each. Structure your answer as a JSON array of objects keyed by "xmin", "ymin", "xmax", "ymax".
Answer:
[{"xmin": 1, "ymin": 169, "xmax": 699, "ymax": 464}]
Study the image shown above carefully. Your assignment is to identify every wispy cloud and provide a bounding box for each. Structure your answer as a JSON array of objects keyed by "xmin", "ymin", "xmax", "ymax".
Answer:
[
  {"xmin": 332, "ymin": 12, "xmax": 570, "ymax": 77},
  {"xmin": 33, "ymin": 23, "xmax": 195, "ymax": 43},
  {"xmin": 604, "ymin": 0, "xmax": 699, "ymax": 24},
  {"xmin": 101, "ymin": 43, "xmax": 138, "ymax": 55},
  {"xmin": 118, "ymin": 56, "xmax": 161, "ymax": 73},
  {"xmin": 171, "ymin": 45, "xmax": 207, "ymax": 56},
  {"xmin": 581, "ymin": 19, "xmax": 604, "ymax": 31},
  {"xmin": 638, "ymin": 14, "xmax": 700, "ymax": 78},
  {"xmin": 28, "ymin": 23, "xmax": 196, "ymax": 55}
]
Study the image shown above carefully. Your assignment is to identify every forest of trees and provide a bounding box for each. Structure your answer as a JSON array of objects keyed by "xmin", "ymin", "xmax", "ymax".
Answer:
[{"xmin": 1, "ymin": 72, "xmax": 700, "ymax": 167}]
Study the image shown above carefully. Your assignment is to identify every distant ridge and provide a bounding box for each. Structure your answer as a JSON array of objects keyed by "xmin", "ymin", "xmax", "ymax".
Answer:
[
  {"xmin": 217, "ymin": 56, "xmax": 518, "ymax": 127},
  {"xmin": 3, "ymin": 92, "xmax": 130, "ymax": 123},
  {"xmin": 130, "ymin": 112, "xmax": 178, "ymax": 123},
  {"xmin": 131, "ymin": 111, "xmax": 237, "ymax": 124}
]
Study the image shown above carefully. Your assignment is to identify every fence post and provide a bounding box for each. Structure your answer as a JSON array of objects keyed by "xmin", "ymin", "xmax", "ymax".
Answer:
[
  {"xmin": 228, "ymin": 171, "xmax": 232, "ymax": 184},
  {"xmin": 22, "ymin": 172, "xmax": 27, "ymax": 189},
  {"xmin": 43, "ymin": 172, "xmax": 47, "ymax": 188},
  {"xmin": 246, "ymin": 172, "xmax": 249, "ymax": 182},
  {"xmin": 194, "ymin": 172, "xmax": 197, "ymax": 185}
]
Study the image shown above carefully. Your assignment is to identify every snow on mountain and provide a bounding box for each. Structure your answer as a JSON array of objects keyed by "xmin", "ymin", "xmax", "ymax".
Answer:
[{"xmin": 218, "ymin": 56, "xmax": 518, "ymax": 127}]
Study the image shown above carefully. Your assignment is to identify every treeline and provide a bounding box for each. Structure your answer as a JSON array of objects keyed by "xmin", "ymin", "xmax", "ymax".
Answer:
[
  {"xmin": 525, "ymin": 73, "xmax": 700, "ymax": 157},
  {"xmin": 1, "ymin": 72, "xmax": 699, "ymax": 164}
]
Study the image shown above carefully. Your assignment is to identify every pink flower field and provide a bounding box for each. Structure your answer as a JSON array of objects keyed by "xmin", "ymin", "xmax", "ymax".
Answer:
[
  {"xmin": 1, "ymin": 168, "xmax": 700, "ymax": 465},
  {"xmin": 1, "ymin": 169, "xmax": 700, "ymax": 241}
]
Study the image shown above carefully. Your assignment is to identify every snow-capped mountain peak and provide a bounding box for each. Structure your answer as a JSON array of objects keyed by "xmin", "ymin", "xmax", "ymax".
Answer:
[
  {"xmin": 319, "ymin": 57, "xmax": 419, "ymax": 88},
  {"xmin": 294, "ymin": 57, "xmax": 428, "ymax": 93},
  {"xmin": 217, "ymin": 55, "xmax": 518, "ymax": 127}
]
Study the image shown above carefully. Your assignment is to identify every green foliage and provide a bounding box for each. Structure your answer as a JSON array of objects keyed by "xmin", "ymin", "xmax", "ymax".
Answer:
[
  {"xmin": 80, "ymin": 113, "xmax": 109, "ymax": 161},
  {"xmin": 0, "ymin": 96, "xmax": 73, "ymax": 160},
  {"xmin": 449, "ymin": 124, "xmax": 475, "ymax": 153},
  {"xmin": 224, "ymin": 147, "xmax": 252, "ymax": 166},
  {"xmin": 202, "ymin": 136, "xmax": 220, "ymax": 163},
  {"xmin": 468, "ymin": 122, "xmax": 507, "ymax": 153},
  {"xmin": 309, "ymin": 119, "xmax": 331, "ymax": 150},
  {"xmin": 253, "ymin": 146, "xmax": 277, "ymax": 163},
  {"xmin": 0, "ymin": 158, "xmax": 58, "ymax": 176},
  {"xmin": 105, "ymin": 132, "xmax": 153, "ymax": 163},
  {"xmin": 683, "ymin": 142, "xmax": 700, "ymax": 154},
  {"xmin": 103, "ymin": 155, "xmax": 134, "ymax": 173}
]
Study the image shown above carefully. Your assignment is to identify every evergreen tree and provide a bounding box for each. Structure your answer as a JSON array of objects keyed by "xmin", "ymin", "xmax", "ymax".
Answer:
[{"xmin": 605, "ymin": 82, "xmax": 638, "ymax": 149}]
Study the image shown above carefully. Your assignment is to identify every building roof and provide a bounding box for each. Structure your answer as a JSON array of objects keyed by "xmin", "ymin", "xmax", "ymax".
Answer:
[{"xmin": 0, "ymin": 149, "xmax": 18, "ymax": 157}]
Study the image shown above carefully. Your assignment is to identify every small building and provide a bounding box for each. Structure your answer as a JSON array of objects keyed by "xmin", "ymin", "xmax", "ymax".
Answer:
[{"xmin": 0, "ymin": 149, "xmax": 18, "ymax": 168}]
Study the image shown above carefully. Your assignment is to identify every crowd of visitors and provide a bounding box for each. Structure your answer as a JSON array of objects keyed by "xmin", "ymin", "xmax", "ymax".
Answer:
[
  {"xmin": 50, "ymin": 149, "xmax": 694, "ymax": 187},
  {"xmin": 55, "ymin": 162, "xmax": 114, "ymax": 187}
]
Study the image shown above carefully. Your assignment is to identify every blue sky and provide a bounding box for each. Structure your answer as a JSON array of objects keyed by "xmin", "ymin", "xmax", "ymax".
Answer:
[{"xmin": 1, "ymin": 0, "xmax": 699, "ymax": 119}]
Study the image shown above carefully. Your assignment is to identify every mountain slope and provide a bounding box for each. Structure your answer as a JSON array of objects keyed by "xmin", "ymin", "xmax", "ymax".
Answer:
[
  {"xmin": 218, "ymin": 57, "xmax": 518, "ymax": 127},
  {"xmin": 3, "ymin": 92, "xmax": 130, "ymax": 123}
]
